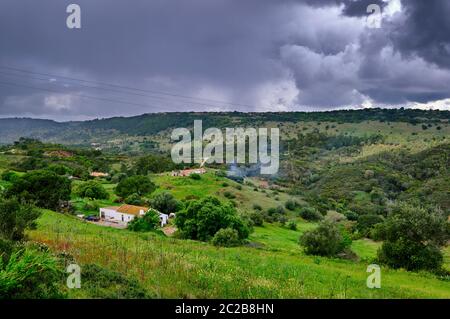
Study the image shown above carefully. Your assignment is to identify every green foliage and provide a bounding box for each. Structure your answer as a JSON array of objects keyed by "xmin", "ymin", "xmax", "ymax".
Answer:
[
  {"xmin": 267, "ymin": 206, "xmax": 285, "ymax": 216},
  {"xmin": 0, "ymin": 198, "xmax": 40, "ymax": 241},
  {"xmin": 0, "ymin": 247, "xmax": 65, "ymax": 299},
  {"xmin": 6, "ymin": 170, "xmax": 71, "ymax": 210},
  {"xmin": 190, "ymin": 173, "xmax": 201, "ymax": 180},
  {"xmin": 47, "ymin": 164, "xmax": 71, "ymax": 176},
  {"xmin": 286, "ymin": 220, "xmax": 297, "ymax": 230},
  {"xmin": 124, "ymin": 193, "xmax": 144, "ymax": 206},
  {"xmin": 135, "ymin": 155, "xmax": 175, "ymax": 175},
  {"xmin": 285, "ymin": 199, "xmax": 297, "ymax": 211},
  {"xmin": 300, "ymin": 221, "xmax": 351, "ymax": 257},
  {"xmin": 1, "ymin": 170, "xmax": 19, "ymax": 183},
  {"xmin": 175, "ymin": 196, "xmax": 250, "ymax": 241},
  {"xmin": 224, "ymin": 191, "xmax": 236, "ymax": 199},
  {"xmin": 247, "ymin": 211, "xmax": 264, "ymax": 227},
  {"xmin": 212, "ymin": 228, "xmax": 241, "ymax": 247},
  {"xmin": 356, "ymin": 214, "xmax": 384, "ymax": 237},
  {"xmin": 115, "ymin": 175, "xmax": 156, "ymax": 198},
  {"xmin": 75, "ymin": 180, "xmax": 109, "ymax": 200},
  {"xmin": 299, "ymin": 206, "xmax": 322, "ymax": 221},
  {"xmin": 78, "ymin": 264, "xmax": 152, "ymax": 298},
  {"xmin": 127, "ymin": 209, "xmax": 160, "ymax": 232},
  {"xmin": 252, "ymin": 204, "xmax": 262, "ymax": 211},
  {"xmin": 374, "ymin": 202, "xmax": 449, "ymax": 271},
  {"xmin": 150, "ymin": 192, "xmax": 180, "ymax": 214}
]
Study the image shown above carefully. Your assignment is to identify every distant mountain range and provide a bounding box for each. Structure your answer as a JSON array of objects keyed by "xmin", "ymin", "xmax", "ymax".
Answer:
[{"xmin": 1, "ymin": 108, "xmax": 449, "ymax": 145}]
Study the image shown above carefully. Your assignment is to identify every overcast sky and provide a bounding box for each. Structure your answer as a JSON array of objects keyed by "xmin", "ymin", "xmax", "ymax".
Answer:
[{"xmin": 0, "ymin": 0, "xmax": 449, "ymax": 121}]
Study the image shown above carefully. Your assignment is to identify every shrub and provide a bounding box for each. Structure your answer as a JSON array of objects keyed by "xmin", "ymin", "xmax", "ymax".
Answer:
[
  {"xmin": 286, "ymin": 220, "xmax": 297, "ymax": 230},
  {"xmin": 247, "ymin": 211, "xmax": 264, "ymax": 227},
  {"xmin": 1, "ymin": 171, "xmax": 19, "ymax": 182},
  {"xmin": 224, "ymin": 191, "xmax": 236, "ymax": 199},
  {"xmin": 285, "ymin": 199, "xmax": 297, "ymax": 211},
  {"xmin": 190, "ymin": 173, "xmax": 201, "ymax": 180},
  {"xmin": 75, "ymin": 180, "xmax": 109, "ymax": 200},
  {"xmin": 127, "ymin": 209, "xmax": 160, "ymax": 232},
  {"xmin": 0, "ymin": 247, "xmax": 65, "ymax": 299},
  {"xmin": 356, "ymin": 214, "xmax": 384, "ymax": 237},
  {"xmin": 175, "ymin": 196, "xmax": 249, "ymax": 241},
  {"xmin": 6, "ymin": 170, "xmax": 71, "ymax": 211},
  {"xmin": 115, "ymin": 175, "xmax": 156, "ymax": 198},
  {"xmin": 374, "ymin": 202, "xmax": 449, "ymax": 271},
  {"xmin": 267, "ymin": 206, "xmax": 285, "ymax": 216},
  {"xmin": 300, "ymin": 221, "xmax": 350, "ymax": 257},
  {"xmin": 124, "ymin": 193, "xmax": 144, "ymax": 206},
  {"xmin": 252, "ymin": 204, "xmax": 262, "ymax": 211},
  {"xmin": 0, "ymin": 198, "xmax": 40, "ymax": 241},
  {"xmin": 150, "ymin": 192, "xmax": 180, "ymax": 214},
  {"xmin": 343, "ymin": 210, "xmax": 359, "ymax": 221},
  {"xmin": 80, "ymin": 263, "xmax": 152, "ymax": 298},
  {"xmin": 325, "ymin": 210, "xmax": 346, "ymax": 223},
  {"xmin": 299, "ymin": 206, "xmax": 322, "ymax": 221},
  {"xmin": 212, "ymin": 228, "xmax": 241, "ymax": 247}
]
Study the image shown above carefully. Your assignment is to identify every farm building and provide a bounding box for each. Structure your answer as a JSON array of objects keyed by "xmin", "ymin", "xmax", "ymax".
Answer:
[
  {"xmin": 90, "ymin": 171, "xmax": 109, "ymax": 178},
  {"xmin": 171, "ymin": 168, "xmax": 206, "ymax": 177},
  {"xmin": 99, "ymin": 204, "xmax": 168, "ymax": 227}
]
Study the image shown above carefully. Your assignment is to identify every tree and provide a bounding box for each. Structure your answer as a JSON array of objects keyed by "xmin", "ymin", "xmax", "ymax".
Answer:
[
  {"xmin": 150, "ymin": 192, "xmax": 180, "ymax": 214},
  {"xmin": 127, "ymin": 209, "xmax": 160, "ymax": 232},
  {"xmin": 212, "ymin": 228, "xmax": 241, "ymax": 247},
  {"xmin": 135, "ymin": 155, "xmax": 174, "ymax": 175},
  {"xmin": 299, "ymin": 206, "xmax": 323, "ymax": 221},
  {"xmin": 6, "ymin": 170, "xmax": 71, "ymax": 211},
  {"xmin": 175, "ymin": 196, "xmax": 250, "ymax": 242},
  {"xmin": 75, "ymin": 180, "xmax": 109, "ymax": 200},
  {"xmin": 300, "ymin": 221, "xmax": 350, "ymax": 257},
  {"xmin": 0, "ymin": 198, "xmax": 40, "ymax": 241},
  {"xmin": 115, "ymin": 175, "xmax": 156, "ymax": 198},
  {"xmin": 374, "ymin": 202, "xmax": 449, "ymax": 271}
]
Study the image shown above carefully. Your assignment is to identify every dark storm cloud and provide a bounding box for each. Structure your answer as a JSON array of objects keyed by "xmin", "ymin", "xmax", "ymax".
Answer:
[
  {"xmin": 0, "ymin": 0, "xmax": 450, "ymax": 120},
  {"xmin": 390, "ymin": 0, "xmax": 450, "ymax": 69}
]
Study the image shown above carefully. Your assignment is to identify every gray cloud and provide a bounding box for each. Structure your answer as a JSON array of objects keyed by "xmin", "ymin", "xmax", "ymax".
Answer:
[{"xmin": 0, "ymin": 0, "xmax": 449, "ymax": 120}]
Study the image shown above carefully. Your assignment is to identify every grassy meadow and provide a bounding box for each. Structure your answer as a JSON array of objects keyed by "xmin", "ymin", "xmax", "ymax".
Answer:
[{"xmin": 28, "ymin": 210, "xmax": 450, "ymax": 299}]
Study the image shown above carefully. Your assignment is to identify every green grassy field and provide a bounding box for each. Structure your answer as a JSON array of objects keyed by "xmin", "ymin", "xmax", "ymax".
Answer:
[{"xmin": 28, "ymin": 210, "xmax": 450, "ymax": 298}]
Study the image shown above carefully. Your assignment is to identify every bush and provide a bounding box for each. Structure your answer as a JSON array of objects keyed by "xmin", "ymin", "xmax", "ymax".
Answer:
[
  {"xmin": 80, "ymin": 263, "xmax": 152, "ymax": 298},
  {"xmin": 252, "ymin": 204, "xmax": 262, "ymax": 211},
  {"xmin": 1, "ymin": 171, "xmax": 19, "ymax": 182},
  {"xmin": 175, "ymin": 196, "xmax": 249, "ymax": 241},
  {"xmin": 285, "ymin": 199, "xmax": 298, "ymax": 211},
  {"xmin": 224, "ymin": 191, "xmax": 236, "ymax": 199},
  {"xmin": 299, "ymin": 206, "xmax": 322, "ymax": 221},
  {"xmin": 268, "ymin": 206, "xmax": 285, "ymax": 216},
  {"xmin": 127, "ymin": 209, "xmax": 160, "ymax": 232},
  {"xmin": 190, "ymin": 173, "xmax": 201, "ymax": 180},
  {"xmin": 0, "ymin": 198, "xmax": 40, "ymax": 241},
  {"xmin": 212, "ymin": 228, "xmax": 241, "ymax": 247},
  {"xmin": 356, "ymin": 214, "xmax": 384, "ymax": 237},
  {"xmin": 343, "ymin": 210, "xmax": 359, "ymax": 221},
  {"xmin": 124, "ymin": 193, "xmax": 144, "ymax": 206},
  {"xmin": 286, "ymin": 220, "xmax": 297, "ymax": 230},
  {"xmin": 247, "ymin": 211, "xmax": 264, "ymax": 227},
  {"xmin": 300, "ymin": 221, "xmax": 350, "ymax": 257},
  {"xmin": 150, "ymin": 192, "xmax": 180, "ymax": 214},
  {"xmin": 0, "ymin": 247, "xmax": 65, "ymax": 299},
  {"xmin": 374, "ymin": 202, "xmax": 449, "ymax": 271},
  {"xmin": 115, "ymin": 175, "xmax": 156, "ymax": 198},
  {"xmin": 75, "ymin": 180, "xmax": 109, "ymax": 200},
  {"xmin": 6, "ymin": 170, "xmax": 71, "ymax": 211}
]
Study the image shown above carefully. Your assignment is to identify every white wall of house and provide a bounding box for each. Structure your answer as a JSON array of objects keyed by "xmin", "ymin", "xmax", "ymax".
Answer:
[{"xmin": 99, "ymin": 208, "xmax": 135, "ymax": 224}]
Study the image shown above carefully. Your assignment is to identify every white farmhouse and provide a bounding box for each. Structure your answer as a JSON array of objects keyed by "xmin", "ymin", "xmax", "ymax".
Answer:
[{"xmin": 99, "ymin": 204, "xmax": 168, "ymax": 227}]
